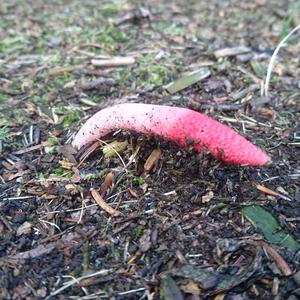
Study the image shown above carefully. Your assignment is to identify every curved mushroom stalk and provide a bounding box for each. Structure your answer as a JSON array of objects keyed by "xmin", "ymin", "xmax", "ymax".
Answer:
[{"xmin": 72, "ymin": 103, "xmax": 270, "ymax": 166}]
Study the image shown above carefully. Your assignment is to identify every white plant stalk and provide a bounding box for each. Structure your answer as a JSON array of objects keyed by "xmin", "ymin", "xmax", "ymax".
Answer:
[{"xmin": 264, "ymin": 24, "xmax": 300, "ymax": 97}]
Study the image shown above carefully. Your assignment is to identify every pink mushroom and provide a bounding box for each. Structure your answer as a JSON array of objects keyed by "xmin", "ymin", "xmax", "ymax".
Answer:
[{"xmin": 72, "ymin": 103, "xmax": 270, "ymax": 166}]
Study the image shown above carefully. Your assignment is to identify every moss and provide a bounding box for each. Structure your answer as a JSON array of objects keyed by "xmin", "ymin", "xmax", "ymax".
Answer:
[
  {"xmin": 61, "ymin": 111, "xmax": 80, "ymax": 127},
  {"xmin": 51, "ymin": 167, "xmax": 64, "ymax": 176},
  {"xmin": 135, "ymin": 64, "xmax": 171, "ymax": 85},
  {"xmin": 99, "ymin": 3, "xmax": 121, "ymax": 17},
  {"xmin": 0, "ymin": 93, "xmax": 7, "ymax": 102},
  {"xmin": 151, "ymin": 21, "xmax": 187, "ymax": 36},
  {"xmin": 0, "ymin": 37, "xmax": 25, "ymax": 54},
  {"xmin": 110, "ymin": 28, "xmax": 128, "ymax": 42},
  {"xmin": 50, "ymin": 53, "xmax": 62, "ymax": 65},
  {"xmin": 0, "ymin": 126, "xmax": 9, "ymax": 143},
  {"xmin": 133, "ymin": 176, "xmax": 143, "ymax": 186},
  {"xmin": 114, "ymin": 54, "xmax": 172, "ymax": 88},
  {"xmin": 133, "ymin": 224, "xmax": 144, "ymax": 238},
  {"xmin": 47, "ymin": 136, "xmax": 58, "ymax": 146},
  {"xmin": 31, "ymin": 95, "xmax": 49, "ymax": 104},
  {"xmin": 98, "ymin": 26, "xmax": 129, "ymax": 50},
  {"xmin": 0, "ymin": 109, "xmax": 30, "ymax": 126},
  {"xmin": 35, "ymin": 172, "xmax": 45, "ymax": 181},
  {"xmin": 242, "ymin": 78, "xmax": 253, "ymax": 84},
  {"xmin": 51, "ymin": 73, "xmax": 73, "ymax": 87}
]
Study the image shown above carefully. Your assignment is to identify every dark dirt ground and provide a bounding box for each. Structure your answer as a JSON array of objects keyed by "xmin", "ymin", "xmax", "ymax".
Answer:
[{"xmin": 0, "ymin": 0, "xmax": 300, "ymax": 299}]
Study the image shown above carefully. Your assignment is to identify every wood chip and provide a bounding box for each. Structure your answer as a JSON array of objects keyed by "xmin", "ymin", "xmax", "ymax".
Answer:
[
  {"xmin": 16, "ymin": 221, "xmax": 32, "ymax": 236},
  {"xmin": 256, "ymin": 184, "xmax": 292, "ymax": 201},
  {"xmin": 128, "ymin": 189, "xmax": 139, "ymax": 198},
  {"xmin": 255, "ymin": 107, "xmax": 276, "ymax": 119},
  {"xmin": 202, "ymin": 191, "xmax": 214, "ymax": 203},
  {"xmin": 113, "ymin": 220, "xmax": 132, "ymax": 235},
  {"xmin": 91, "ymin": 188, "xmax": 119, "ymax": 216},
  {"xmin": 180, "ymin": 281, "xmax": 200, "ymax": 300},
  {"xmin": 13, "ymin": 141, "xmax": 48, "ymax": 155},
  {"xmin": 48, "ymin": 65, "xmax": 84, "ymax": 76},
  {"xmin": 138, "ymin": 229, "xmax": 152, "ymax": 253},
  {"xmin": 214, "ymin": 46, "xmax": 251, "ymax": 58},
  {"xmin": 91, "ymin": 56, "xmax": 135, "ymax": 67},
  {"xmin": 9, "ymin": 243, "xmax": 56, "ymax": 259},
  {"xmin": 79, "ymin": 276, "xmax": 112, "ymax": 287},
  {"xmin": 213, "ymin": 294, "xmax": 225, "ymax": 300},
  {"xmin": 80, "ymin": 77, "xmax": 115, "ymax": 90},
  {"xmin": 2, "ymin": 160, "xmax": 15, "ymax": 170},
  {"xmin": 59, "ymin": 160, "xmax": 76, "ymax": 170},
  {"xmin": 258, "ymin": 241, "xmax": 292, "ymax": 276},
  {"xmin": 59, "ymin": 145, "xmax": 77, "ymax": 163},
  {"xmin": 161, "ymin": 275, "xmax": 184, "ymax": 300},
  {"xmin": 100, "ymin": 172, "xmax": 114, "ymax": 196},
  {"xmin": 5, "ymin": 169, "xmax": 30, "ymax": 181},
  {"xmin": 144, "ymin": 149, "xmax": 161, "ymax": 172},
  {"xmin": 182, "ymin": 209, "xmax": 203, "ymax": 221},
  {"xmin": 229, "ymin": 83, "xmax": 260, "ymax": 100},
  {"xmin": 79, "ymin": 97, "xmax": 98, "ymax": 106},
  {"xmin": 256, "ymin": 184, "xmax": 277, "ymax": 196},
  {"xmin": 78, "ymin": 141, "xmax": 101, "ymax": 167},
  {"xmin": 165, "ymin": 68, "xmax": 210, "ymax": 94}
]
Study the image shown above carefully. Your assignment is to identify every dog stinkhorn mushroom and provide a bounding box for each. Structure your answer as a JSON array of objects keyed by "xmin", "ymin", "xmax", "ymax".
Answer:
[{"xmin": 72, "ymin": 103, "xmax": 270, "ymax": 166}]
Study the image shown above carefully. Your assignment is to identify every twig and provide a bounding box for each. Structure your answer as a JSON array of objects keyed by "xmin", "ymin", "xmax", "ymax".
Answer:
[
  {"xmin": 69, "ymin": 291, "xmax": 108, "ymax": 299},
  {"xmin": 261, "ymin": 173, "xmax": 300, "ymax": 182},
  {"xmin": 256, "ymin": 184, "xmax": 292, "ymax": 201},
  {"xmin": 13, "ymin": 141, "xmax": 48, "ymax": 155},
  {"xmin": 46, "ymin": 269, "xmax": 112, "ymax": 299},
  {"xmin": 39, "ymin": 219, "xmax": 62, "ymax": 232},
  {"xmin": 2, "ymin": 195, "xmax": 35, "ymax": 201},
  {"xmin": 0, "ymin": 215, "xmax": 13, "ymax": 231},
  {"xmin": 118, "ymin": 288, "xmax": 146, "ymax": 296},
  {"xmin": 77, "ymin": 196, "xmax": 86, "ymax": 224},
  {"xmin": 48, "ymin": 65, "xmax": 84, "ymax": 76},
  {"xmin": 214, "ymin": 46, "xmax": 251, "ymax": 58},
  {"xmin": 91, "ymin": 57, "xmax": 135, "ymax": 67}
]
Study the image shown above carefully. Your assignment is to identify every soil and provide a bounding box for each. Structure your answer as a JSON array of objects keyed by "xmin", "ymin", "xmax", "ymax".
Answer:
[{"xmin": 0, "ymin": 0, "xmax": 300, "ymax": 299}]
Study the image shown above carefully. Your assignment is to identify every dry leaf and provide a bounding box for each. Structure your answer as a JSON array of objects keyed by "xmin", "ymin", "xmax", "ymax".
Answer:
[
  {"xmin": 16, "ymin": 221, "xmax": 32, "ymax": 236},
  {"xmin": 144, "ymin": 149, "xmax": 161, "ymax": 172},
  {"xmin": 202, "ymin": 191, "xmax": 214, "ymax": 203},
  {"xmin": 180, "ymin": 281, "xmax": 201, "ymax": 296},
  {"xmin": 100, "ymin": 172, "xmax": 114, "ymax": 196},
  {"xmin": 91, "ymin": 188, "xmax": 119, "ymax": 216}
]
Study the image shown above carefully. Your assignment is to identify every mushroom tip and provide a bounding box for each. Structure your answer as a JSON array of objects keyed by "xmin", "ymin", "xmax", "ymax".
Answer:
[{"xmin": 264, "ymin": 157, "xmax": 272, "ymax": 166}]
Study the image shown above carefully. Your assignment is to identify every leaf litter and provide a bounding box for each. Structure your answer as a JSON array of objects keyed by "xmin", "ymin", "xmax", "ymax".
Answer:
[{"xmin": 0, "ymin": 0, "xmax": 300, "ymax": 299}]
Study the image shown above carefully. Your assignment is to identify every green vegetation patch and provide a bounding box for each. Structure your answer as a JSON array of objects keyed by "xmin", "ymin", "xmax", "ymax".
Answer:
[
  {"xmin": 99, "ymin": 2, "xmax": 122, "ymax": 17},
  {"xmin": 242, "ymin": 205, "xmax": 300, "ymax": 252},
  {"xmin": 0, "ymin": 93, "xmax": 7, "ymax": 102},
  {"xmin": 115, "ymin": 54, "xmax": 173, "ymax": 89}
]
